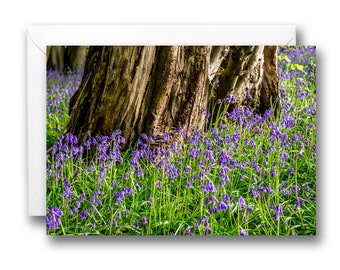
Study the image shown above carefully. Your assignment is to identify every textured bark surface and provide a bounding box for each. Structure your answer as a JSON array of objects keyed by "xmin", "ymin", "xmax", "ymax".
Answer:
[
  {"xmin": 258, "ymin": 46, "xmax": 279, "ymax": 114},
  {"xmin": 47, "ymin": 46, "xmax": 66, "ymax": 71},
  {"xmin": 67, "ymin": 46, "xmax": 211, "ymax": 146},
  {"xmin": 67, "ymin": 45, "xmax": 279, "ymax": 147},
  {"xmin": 214, "ymin": 46, "xmax": 279, "ymax": 115},
  {"xmin": 47, "ymin": 46, "xmax": 89, "ymax": 71},
  {"xmin": 65, "ymin": 46, "xmax": 89, "ymax": 70}
]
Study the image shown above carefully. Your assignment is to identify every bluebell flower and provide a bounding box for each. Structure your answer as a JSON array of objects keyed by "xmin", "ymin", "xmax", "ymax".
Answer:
[
  {"xmin": 238, "ymin": 196, "xmax": 246, "ymax": 210},
  {"xmin": 80, "ymin": 210, "xmax": 88, "ymax": 220},
  {"xmin": 114, "ymin": 191, "xmax": 124, "ymax": 205},
  {"xmin": 198, "ymin": 171, "xmax": 205, "ymax": 180},
  {"xmin": 99, "ymin": 167, "xmax": 106, "ymax": 179},
  {"xmin": 189, "ymin": 147, "xmax": 201, "ymax": 159},
  {"xmin": 252, "ymin": 161, "xmax": 261, "ymax": 173},
  {"xmin": 149, "ymin": 196, "xmax": 154, "ymax": 207},
  {"xmin": 155, "ymin": 180, "xmax": 162, "ymax": 189},
  {"xmin": 184, "ymin": 165, "xmax": 191, "ymax": 174},
  {"xmin": 270, "ymin": 169, "xmax": 277, "ymax": 177},
  {"xmin": 162, "ymin": 133, "xmax": 170, "ymax": 142},
  {"xmin": 183, "ymin": 226, "xmax": 193, "ymax": 235},
  {"xmin": 219, "ymin": 166, "xmax": 230, "ymax": 183},
  {"xmin": 240, "ymin": 227, "xmax": 248, "ymax": 236},
  {"xmin": 130, "ymin": 157, "xmax": 139, "ymax": 168},
  {"xmin": 295, "ymin": 197, "xmax": 301, "ymax": 210},
  {"xmin": 137, "ymin": 169, "xmax": 144, "ymax": 177},
  {"xmin": 250, "ymin": 186, "xmax": 260, "ymax": 199},
  {"xmin": 288, "ymin": 168, "xmax": 295, "ymax": 175},
  {"xmin": 62, "ymin": 178, "xmax": 73, "ymax": 202},
  {"xmin": 204, "ymin": 224, "xmax": 211, "ymax": 235},
  {"xmin": 213, "ymin": 81, "xmax": 220, "ymax": 88},
  {"xmin": 197, "ymin": 218, "xmax": 203, "ymax": 227},
  {"xmin": 46, "ymin": 207, "xmax": 63, "ymax": 232},
  {"xmin": 274, "ymin": 204, "xmax": 283, "ymax": 221},
  {"xmin": 112, "ymin": 219, "xmax": 117, "ymax": 227},
  {"xmin": 202, "ymin": 180, "xmax": 217, "ymax": 194},
  {"xmin": 216, "ymin": 201, "xmax": 228, "ymax": 212},
  {"xmin": 204, "ymin": 195, "xmax": 216, "ymax": 206}
]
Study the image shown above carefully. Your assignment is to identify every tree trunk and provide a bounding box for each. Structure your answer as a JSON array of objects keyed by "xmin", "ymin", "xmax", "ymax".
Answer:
[
  {"xmin": 65, "ymin": 46, "xmax": 89, "ymax": 71},
  {"xmin": 214, "ymin": 46, "xmax": 279, "ymax": 115},
  {"xmin": 67, "ymin": 46, "xmax": 279, "ymax": 147},
  {"xmin": 47, "ymin": 46, "xmax": 89, "ymax": 71},
  {"xmin": 47, "ymin": 46, "xmax": 66, "ymax": 71}
]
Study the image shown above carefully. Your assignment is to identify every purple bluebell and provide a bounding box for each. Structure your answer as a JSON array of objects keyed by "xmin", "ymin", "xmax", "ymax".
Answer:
[
  {"xmin": 114, "ymin": 191, "xmax": 124, "ymax": 205},
  {"xmin": 149, "ymin": 196, "xmax": 154, "ymax": 207},
  {"xmin": 216, "ymin": 201, "xmax": 228, "ymax": 212},
  {"xmin": 238, "ymin": 196, "xmax": 246, "ymax": 210},
  {"xmin": 184, "ymin": 165, "xmax": 191, "ymax": 174},
  {"xmin": 246, "ymin": 139, "xmax": 255, "ymax": 148},
  {"xmin": 202, "ymin": 180, "xmax": 217, "ymax": 194},
  {"xmin": 252, "ymin": 161, "xmax": 260, "ymax": 173},
  {"xmin": 189, "ymin": 147, "xmax": 201, "ymax": 159},
  {"xmin": 197, "ymin": 218, "xmax": 203, "ymax": 227},
  {"xmin": 288, "ymin": 168, "xmax": 295, "ymax": 175},
  {"xmin": 198, "ymin": 171, "xmax": 205, "ymax": 180},
  {"xmin": 130, "ymin": 157, "xmax": 139, "ymax": 168},
  {"xmin": 162, "ymin": 133, "xmax": 170, "ymax": 142},
  {"xmin": 213, "ymin": 81, "xmax": 220, "ymax": 88},
  {"xmin": 204, "ymin": 195, "xmax": 216, "ymax": 206},
  {"xmin": 155, "ymin": 180, "xmax": 162, "ymax": 189},
  {"xmin": 112, "ymin": 219, "xmax": 117, "ymax": 227},
  {"xmin": 250, "ymin": 186, "xmax": 260, "ymax": 199},
  {"xmin": 274, "ymin": 204, "xmax": 283, "ymax": 221},
  {"xmin": 184, "ymin": 226, "xmax": 193, "ymax": 235},
  {"xmin": 204, "ymin": 224, "xmax": 211, "ymax": 235},
  {"xmin": 290, "ymin": 186, "xmax": 300, "ymax": 194},
  {"xmin": 62, "ymin": 178, "xmax": 73, "ymax": 202},
  {"xmin": 99, "ymin": 167, "xmax": 106, "ymax": 179},
  {"xmin": 295, "ymin": 197, "xmax": 301, "ymax": 210},
  {"xmin": 270, "ymin": 169, "xmax": 277, "ymax": 177},
  {"xmin": 240, "ymin": 227, "xmax": 248, "ymax": 236},
  {"xmin": 80, "ymin": 210, "xmax": 88, "ymax": 220},
  {"xmin": 46, "ymin": 207, "xmax": 63, "ymax": 232},
  {"xmin": 219, "ymin": 166, "xmax": 230, "ymax": 186}
]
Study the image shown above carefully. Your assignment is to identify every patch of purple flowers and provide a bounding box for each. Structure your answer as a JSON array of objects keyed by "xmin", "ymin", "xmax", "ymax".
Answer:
[{"xmin": 46, "ymin": 207, "xmax": 63, "ymax": 232}]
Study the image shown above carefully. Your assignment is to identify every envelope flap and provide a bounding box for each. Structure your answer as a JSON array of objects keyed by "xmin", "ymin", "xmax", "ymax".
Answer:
[{"xmin": 27, "ymin": 25, "xmax": 296, "ymax": 46}]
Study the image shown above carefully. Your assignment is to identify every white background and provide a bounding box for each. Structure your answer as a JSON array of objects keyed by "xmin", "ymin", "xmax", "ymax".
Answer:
[{"xmin": 0, "ymin": 0, "xmax": 336, "ymax": 269}]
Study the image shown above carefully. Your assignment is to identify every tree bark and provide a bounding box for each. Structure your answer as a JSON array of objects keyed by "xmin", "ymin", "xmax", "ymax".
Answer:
[
  {"xmin": 67, "ymin": 45, "xmax": 279, "ymax": 148},
  {"xmin": 47, "ymin": 46, "xmax": 66, "ymax": 71},
  {"xmin": 67, "ymin": 46, "xmax": 211, "ymax": 146},
  {"xmin": 214, "ymin": 46, "xmax": 279, "ymax": 115},
  {"xmin": 47, "ymin": 46, "xmax": 89, "ymax": 71},
  {"xmin": 65, "ymin": 46, "xmax": 89, "ymax": 71}
]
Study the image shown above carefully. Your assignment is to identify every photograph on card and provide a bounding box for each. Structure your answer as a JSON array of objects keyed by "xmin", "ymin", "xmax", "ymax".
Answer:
[{"xmin": 46, "ymin": 45, "xmax": 316, "ymax": 236}]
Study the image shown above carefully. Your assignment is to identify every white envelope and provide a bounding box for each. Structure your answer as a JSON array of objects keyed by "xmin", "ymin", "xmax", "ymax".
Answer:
[{"xmin": 27, "ymin": 25, "xmax": 296, "ymax": 216}]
